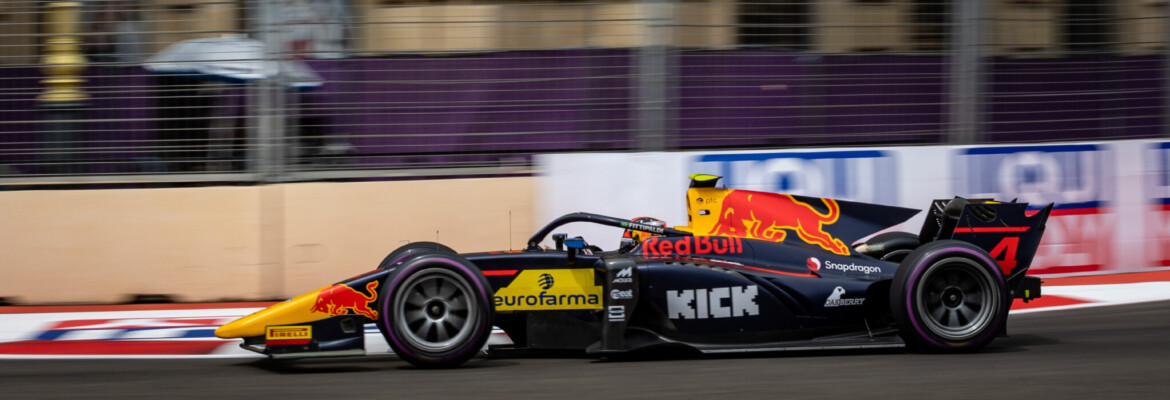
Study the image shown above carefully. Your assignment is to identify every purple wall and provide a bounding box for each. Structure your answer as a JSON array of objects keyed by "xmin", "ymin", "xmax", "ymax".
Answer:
[
  {"xmin": 1, "ymin": 50, "xmax": 1165, "ymax": 174},
  {"xmin": 986, "ymin": 56, "xmax": 1163, "ymax": 142},
  {"xmin": 677, "ymin": 52, "xmax": 946, "ymax": 147},
  {"xmin": 0, "ymin": 66, "xmax": 160, "ymax": 174}
]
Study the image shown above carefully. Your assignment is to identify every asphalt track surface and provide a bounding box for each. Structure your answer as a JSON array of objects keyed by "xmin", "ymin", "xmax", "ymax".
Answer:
[{"xmin": 3, "ymin": 301, "xmax": 1168, "ymax": 399}]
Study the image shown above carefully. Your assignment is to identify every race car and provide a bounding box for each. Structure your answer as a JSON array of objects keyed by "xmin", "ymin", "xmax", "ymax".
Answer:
[{"xmin": 216, "ymin": 174, "xmax": 1052, "ymax": 368}]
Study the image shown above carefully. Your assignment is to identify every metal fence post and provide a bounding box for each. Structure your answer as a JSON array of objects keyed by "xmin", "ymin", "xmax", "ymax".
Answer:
[
  {"xmin": 248, "ymin": 0, "xmax": 287, "ymax": 300},
  {"xmin": 949, "ymin": 0, "xmax": 984, "ymax": 144},
  {"xmin": 636, "ymin": 0, "xmax": 675, "ymax": 151},
  {"xmin": 38, "ymin": 1, "xmax": 88, "ymax": 175},
  {"xmin": 1164, "ymin": 5, "xmax": 1170, "ymax": 138},
  {"xmin": 250, "ymin": 80, "xmax": 286, "ymax": 180},
  {"xmin": 248, "ymin": 0, "xmax": 287, "ymax": 181}
]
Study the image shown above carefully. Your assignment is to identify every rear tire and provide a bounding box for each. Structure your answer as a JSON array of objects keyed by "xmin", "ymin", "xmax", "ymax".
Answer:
[
  {"xmin": 891, "ymin": 240, "xmax": 1008, "ymax": 352},
  {"xmin": 377, "ymin": 253, "xmax": 493, "ymax": 368},
  {"xmin": 378, "ymin": 241, "xmax": 457, "ymax": 270}
]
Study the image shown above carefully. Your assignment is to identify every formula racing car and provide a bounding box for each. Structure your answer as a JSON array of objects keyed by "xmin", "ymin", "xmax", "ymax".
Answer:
[{"xmin": 216, "ymin": 174, "xmax": 1052, "ymax": 367}]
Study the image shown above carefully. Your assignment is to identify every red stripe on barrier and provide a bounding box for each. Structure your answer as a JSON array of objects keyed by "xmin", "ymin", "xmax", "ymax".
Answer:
[
  {"xmin": 48, "ymin": 317, "xmax": 232, "ymax": 330},
  {"xmin": 0, "ymin": 302, "xmax": 277, "ymax": 315},
  {"xmin": 1029, "ymin": 264, "xmax": 1103, "ymax": 275},
  {"xmin": 1050, "ymin": 208, "xmax": 1100, "ymax": 216},
  {"xmin": 0, "ymin": 340, "xmax": 230, "ymax": 355},
  {"xmin": 1041, "ymin": 269, "xmax": 1170, "ymax": 286},
  {"xmin": 964, "ymin": 227, "xmax": 1029, "ymax": 233}
]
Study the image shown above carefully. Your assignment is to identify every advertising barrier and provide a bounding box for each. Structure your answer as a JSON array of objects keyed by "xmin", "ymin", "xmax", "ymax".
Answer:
[{"xmin": 537, "ymin": 139, "xmax": 1169, "ymax": 276}]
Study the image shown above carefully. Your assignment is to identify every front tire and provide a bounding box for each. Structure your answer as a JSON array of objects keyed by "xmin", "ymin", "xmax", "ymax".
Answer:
[
  {"xmin": 891, "ymin": 240, "xmax": 1008, "ymax": 352},
  {"xmin": 377, "ymin": 241, "xmax": 457, "ymax": 270},
  {"xmin": 378, "ymin": 253, "xmax": 493, "ymax": 368}
]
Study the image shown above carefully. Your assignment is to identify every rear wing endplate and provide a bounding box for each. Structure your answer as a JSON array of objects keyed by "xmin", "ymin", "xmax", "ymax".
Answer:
[{"xmin": 919, "ymin": 197, "xmax": 1053, "ymax": 289}]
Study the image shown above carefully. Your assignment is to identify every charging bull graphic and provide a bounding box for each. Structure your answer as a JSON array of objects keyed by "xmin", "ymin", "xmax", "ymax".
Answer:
[
  {"xmin": 708, "ymin": 191, "xmax": 850, "ymax": 255},
  {"xmin": 310, "ymin": 281, "xmax": 380, "ymax": 319}
]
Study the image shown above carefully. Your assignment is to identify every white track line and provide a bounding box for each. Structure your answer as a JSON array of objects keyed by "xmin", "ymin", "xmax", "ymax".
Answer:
[{"xmin": 1011, "ymin": 281, "xmax": 1170, "ymax": 314}]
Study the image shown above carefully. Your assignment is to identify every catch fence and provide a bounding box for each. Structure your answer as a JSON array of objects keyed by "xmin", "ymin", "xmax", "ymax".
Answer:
[{"xmin": 0, "ymin": 0, "xmax": 1166, "ymax": 185}]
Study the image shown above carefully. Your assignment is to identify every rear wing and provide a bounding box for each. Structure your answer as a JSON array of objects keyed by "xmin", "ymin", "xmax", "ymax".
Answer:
[{"xmin": 918, "ymin": 198, "xmax": 1053, "ymax": 289}]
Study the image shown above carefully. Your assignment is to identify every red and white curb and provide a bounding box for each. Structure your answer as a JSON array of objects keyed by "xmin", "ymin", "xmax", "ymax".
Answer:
[
  {"xmin": 0, "ymin": 306, "xmax": 513, "ymax": 360},
  {"xmin": 0, "ymin": 308, "xmax": 267, "ymax": 359},
  {"xmin": 1012, "ymin": 281, "xmax": 1170, "ymax": 314},
  {"xmin": 2, "ymin": 271, "xmax": 1167, "ymax": 359}
]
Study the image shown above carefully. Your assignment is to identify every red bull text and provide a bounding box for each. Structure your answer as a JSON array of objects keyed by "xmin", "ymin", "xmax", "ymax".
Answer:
[
  {"xmin": 640, "ymin": 236, "xmax": 743, "ymax": 257},
  {"xmin": 310, "ymin": 281, "xmax": 380, "ymax": 319},
  {"xmin": 708, "ymin": 191, "xmax": 850, "ymax": 255}
]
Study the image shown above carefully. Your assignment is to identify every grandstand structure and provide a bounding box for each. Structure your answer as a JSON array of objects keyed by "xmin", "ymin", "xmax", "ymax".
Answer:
[{"xmin": 0, "ymin": 1, "xmax": 1166, "ymax": 184}]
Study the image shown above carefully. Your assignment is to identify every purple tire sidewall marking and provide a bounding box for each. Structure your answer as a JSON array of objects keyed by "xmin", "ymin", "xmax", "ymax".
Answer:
[
  {"xmin": 385, "ymin": 248, "xmax": 433, "ymax": 268},
  {"xmin": 381, "ymin": 256, "xmax": 491, "ymax": 363},
  {"xmin": 381, "ymin": 244, "xmax": 453, "ymax": 269},
  {"xmin": 904, "ymin": 246, "xmax": 1007, "ymax": 349},
  {"xmin": 387, "ymin": 252, "xmax": 414, "ymax": 267}
]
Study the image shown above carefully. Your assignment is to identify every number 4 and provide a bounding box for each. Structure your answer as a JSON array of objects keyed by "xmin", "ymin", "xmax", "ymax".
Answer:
[{"xmin": 989, "ymin": 236, "xmax": 1020, "ymax": 274}]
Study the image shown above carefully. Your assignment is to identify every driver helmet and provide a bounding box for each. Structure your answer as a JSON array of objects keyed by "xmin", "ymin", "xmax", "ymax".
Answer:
[{"xmin": 622, "ymin": 216, "xmax": 666, "ymax": 244}]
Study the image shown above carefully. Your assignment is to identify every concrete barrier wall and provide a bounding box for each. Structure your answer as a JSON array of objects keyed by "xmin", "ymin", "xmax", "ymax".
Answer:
[{"xmin": 0, "ymin": 178, "xmax": 534, "ymax": 304}]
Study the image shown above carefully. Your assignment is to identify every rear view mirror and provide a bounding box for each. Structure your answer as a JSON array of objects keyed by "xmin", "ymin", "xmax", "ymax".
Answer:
[{"xmin": 563, "ymin": 237, "xmax": 585, "ymax": 249}]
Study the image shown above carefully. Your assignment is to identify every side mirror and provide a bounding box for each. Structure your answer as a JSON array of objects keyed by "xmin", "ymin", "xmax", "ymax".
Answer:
[
  {"xmin": 618, "ymin": 237, "xmax": 636, "ymax": 253},
  {"xmin": 563, "ymin": 236, "xmax": 589, "ymax": 262},
  {"xmin": 552, "ymin": 233, "xmax": 567, "ymax": 251},
  {"xmin": 563, "ymin": 237, "xmax": 586, "ymax": 250}
]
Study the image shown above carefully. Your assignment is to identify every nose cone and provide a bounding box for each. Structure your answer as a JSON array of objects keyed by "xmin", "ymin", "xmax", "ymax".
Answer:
[
  {"xmin": 214, "ymin": 286, "xmax": 331, "ymax": 339},
  {"xmin": 214, "ymin": 316, "xmax": 257, "ymax": 339}
]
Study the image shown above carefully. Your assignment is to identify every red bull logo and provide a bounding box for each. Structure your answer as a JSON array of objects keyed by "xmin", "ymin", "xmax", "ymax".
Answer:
[
  {"xmin": 708, "ymin": 191, "xmax": 850, "ymax": 255},
  {"xmin": 310, "ymin": 281, "xmax": 380, "ymax": 319}
]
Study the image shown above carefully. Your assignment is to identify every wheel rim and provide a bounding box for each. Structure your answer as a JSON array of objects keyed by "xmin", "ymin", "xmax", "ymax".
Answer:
[
  {"xmin": 393, "ymin": 268, "xmax": 478, "ymax": 353},
  {"xmin": 914, "ymin": 257, "xmax": 999, "ymax": 341}
]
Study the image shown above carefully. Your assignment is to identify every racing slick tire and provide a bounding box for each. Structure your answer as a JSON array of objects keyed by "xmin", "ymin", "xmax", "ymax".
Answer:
[
  {"xmin": 860, "ymin": 232, "xmax": 920, "ymax": 262},
  {"xmin": 377, "ymin": 241, "xmax": 457, "ymax": 270},
  {"xmin": 377, "ymin": 253, "xmax": 494, "ymax": 368},
  {"xmin": 373, "ymin": 241, "xmax": 461, "ymax": 359},
  {"xmin": 891, "ymin": 240, "xmax": 1008, "ymax": 352}
]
